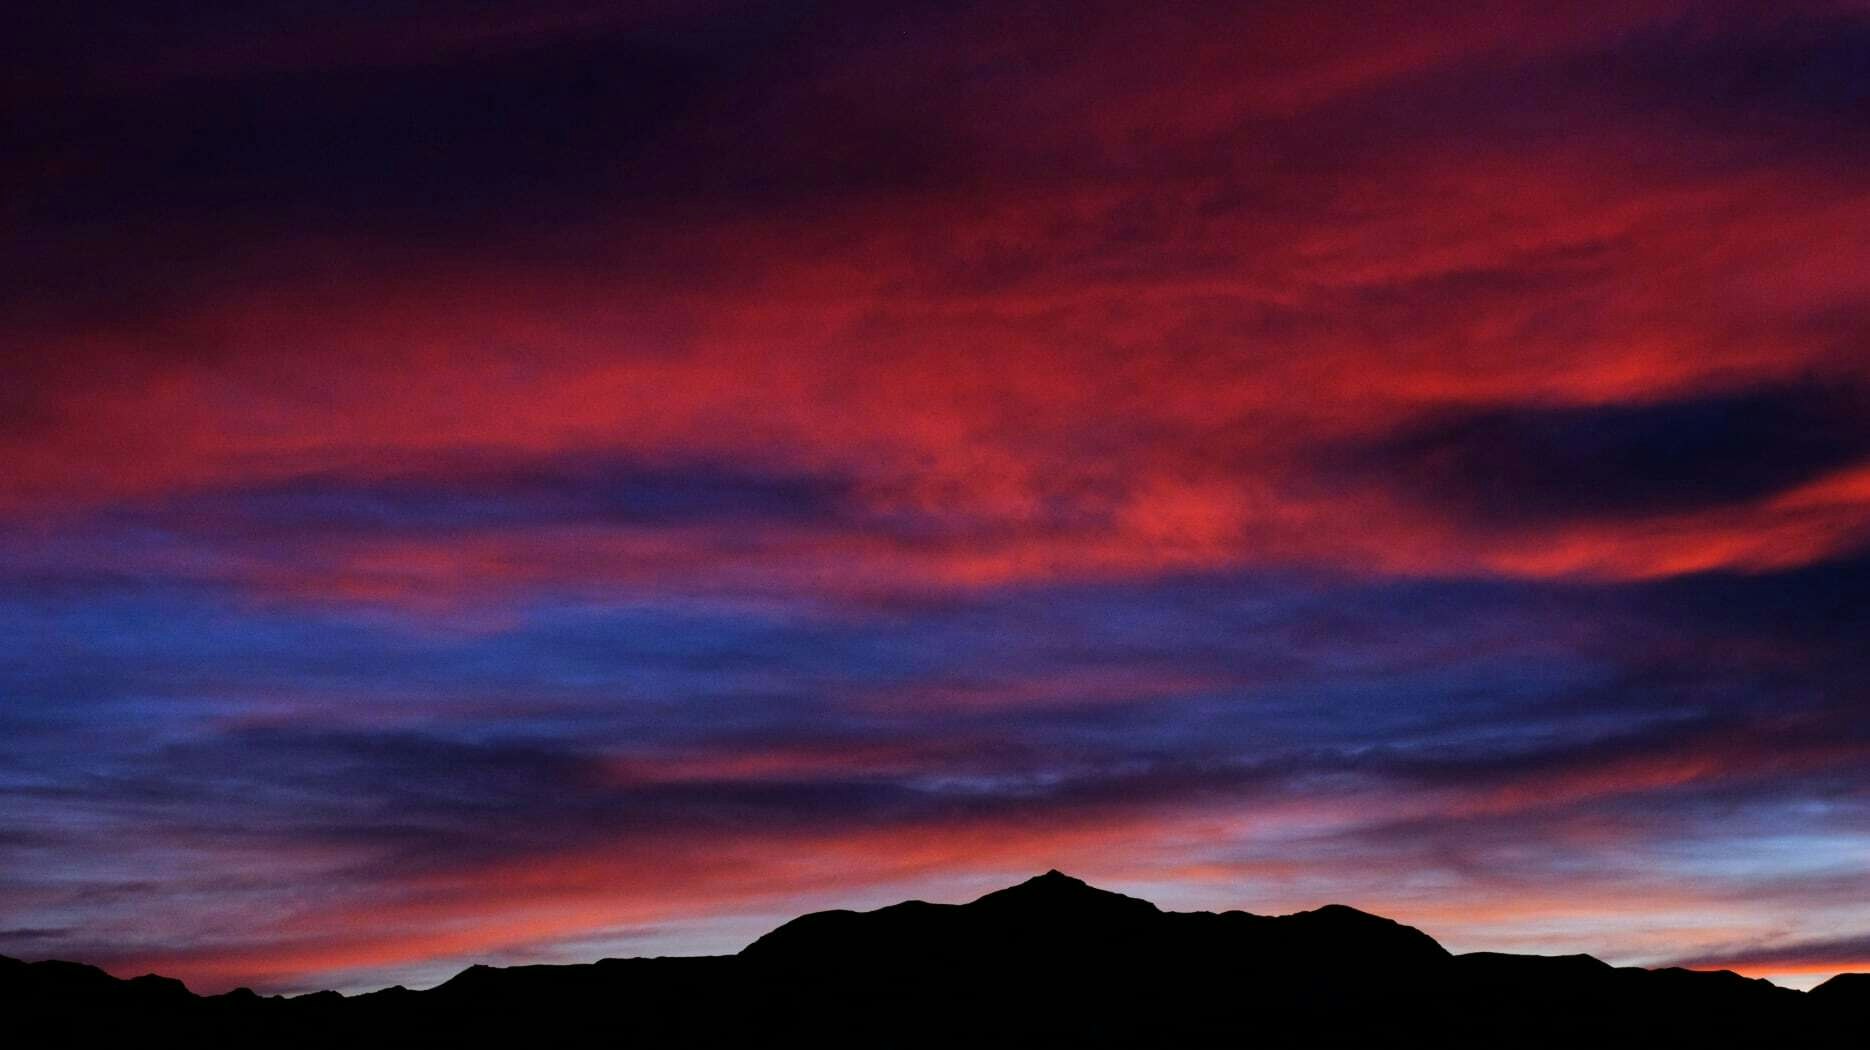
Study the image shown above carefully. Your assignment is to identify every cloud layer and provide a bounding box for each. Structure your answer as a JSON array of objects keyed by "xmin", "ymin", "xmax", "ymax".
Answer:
[{"xmin": 3, "ymin": 0, "xmax": 1868, "ymax": 993}]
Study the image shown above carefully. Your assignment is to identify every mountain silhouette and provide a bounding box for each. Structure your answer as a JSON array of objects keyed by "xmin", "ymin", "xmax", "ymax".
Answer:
[{"xmin": 3, "ymin": 871, "xmax": 1860, "ymax": 1046}]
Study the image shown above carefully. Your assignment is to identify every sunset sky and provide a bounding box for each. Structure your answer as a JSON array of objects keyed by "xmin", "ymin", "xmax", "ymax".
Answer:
[{"xmin": 5, "ymin": 1, "xmax": 1869, "ymax": 995}]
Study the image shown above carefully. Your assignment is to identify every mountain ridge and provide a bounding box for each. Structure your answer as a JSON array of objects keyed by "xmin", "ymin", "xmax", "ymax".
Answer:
[{"xmin": 3, "ymin": 871, "xmax": 1862, "ymax": 1046}]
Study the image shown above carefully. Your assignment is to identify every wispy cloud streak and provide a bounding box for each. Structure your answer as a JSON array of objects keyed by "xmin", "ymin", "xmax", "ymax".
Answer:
[{"xmin": 2, "ymin": 0, "xmax": 1869, "ymax": 994}]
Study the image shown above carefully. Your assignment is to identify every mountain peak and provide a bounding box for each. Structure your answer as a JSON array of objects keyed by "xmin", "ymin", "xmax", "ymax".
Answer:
[
  {"xmin": 1014, "ymin": 869, "xmax": 1087, "ymax": 891},
  {"xmin": 970, "ymin": 870, "xmax": 1159, "ymax": 916}
]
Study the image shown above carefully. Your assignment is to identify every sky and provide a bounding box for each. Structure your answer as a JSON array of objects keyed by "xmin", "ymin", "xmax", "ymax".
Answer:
[{"xmin": 3, "ymin": 0, "xmax": 1869, "ymax": 995}]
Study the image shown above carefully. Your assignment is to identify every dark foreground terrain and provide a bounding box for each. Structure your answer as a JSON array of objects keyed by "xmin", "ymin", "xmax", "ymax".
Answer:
[{"xmin": 3, "ymin": 871, "xmax": 1861, "ymax": 1046}]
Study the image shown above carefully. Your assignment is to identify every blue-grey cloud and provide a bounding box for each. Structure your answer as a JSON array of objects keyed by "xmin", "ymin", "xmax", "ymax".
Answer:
[{"xmin": 1344, "ymin": 383, "xmax": 1870, "ymax": 524}]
